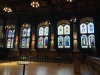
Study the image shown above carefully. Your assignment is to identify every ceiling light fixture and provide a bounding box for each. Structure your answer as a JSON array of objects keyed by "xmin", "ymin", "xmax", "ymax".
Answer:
[
  {"xmin": 45, "ymin": 21, "xmax": 51, "ymax": 25},
  {"xmin": 70, "ymin": 17, "xmax": 77, "ymax": 23},
  {"xmin": 31, "ymin": 1, "xmax": 40, "ymax": 8},
  {"xmin": 3, "ymin": 7, "xmax": 12, "ymax": 13},
  {"xmin": 67, "ymin": 0, "xmax": 75, "ymax": 2}
]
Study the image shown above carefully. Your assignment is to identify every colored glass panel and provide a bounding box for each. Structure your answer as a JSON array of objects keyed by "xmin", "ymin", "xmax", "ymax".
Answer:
[
  {"xmin": 39, "ymin": 27, "xmax": 43, "ymax": 36},
  {"xmin": 64, "ymin": 25, "xmax": 70, "ymax": 34},
  {"xmin": 58, "ymin": 25, "xmax": 63, "ymax": 35},
  {"xmin": 88, "ymin": 34, "xmax": 95, "ymax": 48},
  {"xmin": 21, "ymin": 38, "xmax": 26, "ymax": 48},
  {"xmin": 11, "ymin": 38, "xmax": 14, "ymax": 48},
  {"xmin": 12, "ymin": 30, "xmax": 15, "ymax": 37},
  {"xmin": 88, "ymin": 22, "xmax": 94, "ymax": 33},
  {"xmin": 80, "ymin": 23, "xmax": 87, "ymax": 34},
  {"xmin": 8, "ymin": 30, "xmax": 12, "ymax": 37},
  {"xmin": 44, "ymin": 27, "xmax": 49, "ymax": 36},
  {"xmin": 7, "ymin": 38, "xmax": 11, "ymax": 48},
  {"xmin": 58, "ymin": 36, "xmax": 63, "ymax": 48},
  {"xmin": 64, "ymin": 36, "xmax": 70, "ymax": 48},
  {"xmin": 81, "ymin": 35, "xmax": 88, "ymax": 48},
  {"xmin": 26, "ymin": 38, "xmax": 30, "ymax": 48},
  {"xmin": 38, "ymin": 37, "xmax": 43, "ymax": 48},
  {"xmin": 44, "ymin": 37, "xmax": 48, "ymax": 48},
  {"xmin": 27, "ymin": 28, "xmax": 30, "ymax": 36},
  {"xmin": 22, "ymin": 29, "xmax": 27, "ymax": 37}
]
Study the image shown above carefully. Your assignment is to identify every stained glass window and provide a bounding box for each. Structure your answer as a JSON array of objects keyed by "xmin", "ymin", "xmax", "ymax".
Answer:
[
  {"xmin": 6, "ymin": 25, "xmax": 15, "ymax": 48},
  {"xmin": 58, "ymin": 36, "xmax": 63, "ymax": 48},
  {"xmin": 38, "ymin": 25, "xmax": 49, "ymax": 48},
  {"xmin": 80, "ymin": 21, "xmax": 95, "ymax": 48},
  {"xmin": 88, "ymin": 22, "xmax": 94, "ymax": 33},
  {"xmin": 8, "ymin": 30, "xmax": 13, "ymax": 37},
  {"xmin": 11, "ymin": 38, "xmax": 14, "ymax": 48},
  {"xmin": 88, "ymin": 34, "xmax": 95, "ymax": 48},
  {"xmin": 39, "ymin": 27, "xmax": 43, "ymax": 36},
  {"xmin": 27, "ymin": 28, "xmax": 30, "ymax": 36},
  {"xmin": 44, "ymin": 27, "xmax": 49, "ymax": 36},
  {"xmin": 21, "ymin": 38, "xmax": 26, "ymax": 48},
  {"xmin": 26, "ymin": 38, "xmax": 30, "ymax": 48},
  {"xmin": 81, "ymin": 35, "xmax": 88, "ymax": 48},
  {"xmin": 64, "ymin": 36, "xmax": 70, "ymax": 48},
  {"xmin": 20, "ymin": 24, "xmax": 31, "ymax": 48},
  {"xmin": 7, "ymin": 39, "xmax": 11, "ymax": 48},
  {"xmin": 12, "ymin": 30, "xmax": 15, "ymax": 37},
  {"xmin": 64, "ymin": 25, "xmax": 70, "ymax": 34},
  {"xmin": 38, "ymin": 37, "xmax": 43, "ymax": 48},
  {"xmin": 58, "ymin": 25, "xmax": 63, "ymax": 35},
  {"xmin": 44, "ymin": 37, "xmax": 48, "ymax": 48},
  {"xmin": 80, "ymin": 23, "xmax": 87, "ymax": 34},
  {"xmin": 58, "ymin": 24, "xmax": 70, "ymax": 48},
  {"xmin": 22, "ymin": 29, "xmax": 27, "ymax": 37}
]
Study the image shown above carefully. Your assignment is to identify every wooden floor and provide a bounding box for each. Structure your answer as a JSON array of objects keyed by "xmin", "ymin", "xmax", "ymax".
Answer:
[{"xmin": 0, "ymin": 61, "xmax": 89, "ymax": 75}]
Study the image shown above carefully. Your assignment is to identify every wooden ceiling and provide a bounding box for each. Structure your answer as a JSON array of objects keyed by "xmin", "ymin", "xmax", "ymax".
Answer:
[{"xmin": 0, "ymin": 0, "xmax": 99, "ymax": 21}]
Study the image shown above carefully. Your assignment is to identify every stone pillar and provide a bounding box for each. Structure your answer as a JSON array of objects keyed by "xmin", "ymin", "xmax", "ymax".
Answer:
[
  {"xmin": 15, "ymin": 35, "xmax": 18, "ymax": 51},
  {"xmin": 50, "ymin": 25, "xmax": 55, "ymax": 51},
  {"xmin": 73, "ymin": 22, "xmax": 80, "ymax": 74},
  {"xmin": 50, "ymin": 34, "xmax": 55, "ymax": 51},
  {"xmin": 31, "ymin": 34, "xmax": 35, "ymax": 51}
]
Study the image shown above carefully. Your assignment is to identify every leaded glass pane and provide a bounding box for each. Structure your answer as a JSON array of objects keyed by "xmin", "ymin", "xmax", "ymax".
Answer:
[
  {"xmin": 12, "ymin": 30, "xmax": 15, "ymax": 37},
  {"xmin": 44, "ymin": 37, "xmax": 48, "ymax": 48},
  {"xmin": 26, "ymin": 38, "xmax": 30, "ymax": 48},
  {"xmin": 44, "ymin": 27, "xmax": 49, "ymax": 36},
  {"xmin": 27, "ymin": 28, "xmax": 30, "ymax": 36},
  {"xmin": 11, "ymin": 38, "xmax": 14, "ymax": 48},
  {"xmin": 80, "ymin": 23, "xmax": 87, "ymax": 34},
  {"xmin": 64, "ymin": 25, "xmax": 70, "ymax": 34},
  {"xmin": 58, "ymin": 36, "xmax": 63, "ymax": 48},
  {"xmin": 64, "ymin": 36, "xmax": 70, "ymax": 48},
  {"xmin": 88, "ymin": 34, "xmax": 95, "ymax": 48},
  {"xmin": 38, "ymin": 37, "xmax": 43, "ymax": 48},
  {"xmin": 39, "ymin": 27, "xmax": 43, "ymax": 36},
  {"xmin": 8, "ymin": 30, "xmax": 12, "ymax": 37},
  {"xmin": 21, "ymin": 38, "xmax": 26, "ymax": 48},
  {"xmin": 88, "ymin": 22, "xmax": 94, "ymax": 33},
  {"xmin": 7, "ymin": 38, "xmax": 11, "ymax": 48},
  {"xmin": 81, "ymin": 35, "xmax": 88, "ymax": 48},
  {"xmin": 22, "ymin": 29, "xmax": 27, "ymax": 37},
  {"xmin": 58, "ymin": 25, "xmax": 63, "ymax": 35}
]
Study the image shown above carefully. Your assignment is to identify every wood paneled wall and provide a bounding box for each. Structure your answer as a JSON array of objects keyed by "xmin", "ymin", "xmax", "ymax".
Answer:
[{"xmin": 87, "ymin": 56, "xmax": 100, "ymax": 75}]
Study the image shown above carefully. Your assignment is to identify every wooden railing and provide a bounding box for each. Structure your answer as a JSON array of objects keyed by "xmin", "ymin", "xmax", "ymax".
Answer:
[{"xmin": 87, "ymin": 56, "xmax": 100, "ymax": 75}]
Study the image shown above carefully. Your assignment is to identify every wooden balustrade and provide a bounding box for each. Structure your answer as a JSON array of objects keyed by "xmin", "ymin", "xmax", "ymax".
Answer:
[{"xmin": 87, "ymin": 56, "xmax": 100, "ymax": 75}]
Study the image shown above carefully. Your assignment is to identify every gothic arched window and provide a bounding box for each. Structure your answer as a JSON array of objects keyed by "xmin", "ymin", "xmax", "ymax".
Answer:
[
  {"xmin": 20, "ymin": 24, "xmax": 31, "ymax": 48},
  {"xmin": 57, "ymin": 21, "xmax": 70, "ymax": 48},
  {"xmin": 37, "ymin": 22, "xmax": 49, "ymax": 48},
  {"xmin": 80, "ymin": 18, "xmax": 95, "ymax": 48},
  {"xmin": 6, "ymin": 25, "xmax": 15, "ymax": 48}
]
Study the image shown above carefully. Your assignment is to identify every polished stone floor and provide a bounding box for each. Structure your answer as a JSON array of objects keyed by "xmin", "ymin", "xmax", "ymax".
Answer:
[{"xmin": 0, "ymin": 61, "xmax": 89, "ymax": 75}]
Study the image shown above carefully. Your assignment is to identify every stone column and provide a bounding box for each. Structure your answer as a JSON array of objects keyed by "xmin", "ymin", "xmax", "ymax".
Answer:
[
  {"xmin": 50, "ymin": 25, "xmax": 55, "ymax": 51},
  {"xmin": 73, "ymin": 22, "xmax": 80, "ymax": 75},
  {"xmin": 31, "ymin": 34, "xmax": 35, "ymax": 51}
]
